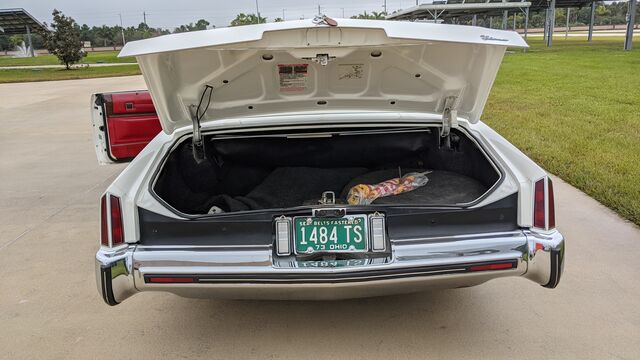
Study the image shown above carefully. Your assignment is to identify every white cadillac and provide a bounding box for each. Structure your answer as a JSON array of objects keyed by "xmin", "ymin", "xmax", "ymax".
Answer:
[{"xmin": 92, "ymin": 17, "xmax": 564, "ymax": 305}]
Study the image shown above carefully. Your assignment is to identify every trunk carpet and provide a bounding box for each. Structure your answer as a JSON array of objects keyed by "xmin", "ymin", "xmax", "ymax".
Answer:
[{"xmin": 205, "ymin": 167, "xmax": 487, "ymax": 212}]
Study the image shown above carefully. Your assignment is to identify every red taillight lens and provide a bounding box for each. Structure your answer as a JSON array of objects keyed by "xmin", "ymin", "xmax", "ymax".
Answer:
[
  {"xmin": 146, "ymin": 277, "xmax": 195, "ymax": 284},
  {"xmin": 109, "ymin": 195, "xmax": 124, "ymax": 245},
  {"xmin": 547, "ymin": 178, "xmax": 555, "ymax": 229},
  {"xmin": 469, "ymin": 262, "xmax": 514, "ymax": 271},
  {"xmin": 100, "ymin": 195, "xmax": 109, "ymax": 246},
  {"xmin": 534, "ymin": 179, "xmax": 546, "ymax": 229}
]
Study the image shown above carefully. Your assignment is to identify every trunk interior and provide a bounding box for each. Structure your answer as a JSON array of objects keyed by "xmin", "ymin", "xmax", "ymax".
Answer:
[{"xmin": 153, "ymin": 127, "xmax": 500, "ymax": 215}]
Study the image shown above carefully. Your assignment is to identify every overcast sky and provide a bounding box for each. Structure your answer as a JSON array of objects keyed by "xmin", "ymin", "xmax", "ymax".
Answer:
[{"xmin": 5, "ymin": 0, "xmax": 413, "ymax": 30}]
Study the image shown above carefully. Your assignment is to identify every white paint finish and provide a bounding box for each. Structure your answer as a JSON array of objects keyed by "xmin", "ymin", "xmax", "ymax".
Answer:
[
  {"xmin": 89, "ymin": 94, "xmax": 113, "ymax": 165},
  {"xmin": 119, "ymin": 19, "xmax": 528, "ymax": 57},
  {"xmin": 121, "ymin": 20, "xmax": 527, "ymax": 134},
  {"xmin": 468, "ymin": 121, "xmax": 547, "ymax": 227}
]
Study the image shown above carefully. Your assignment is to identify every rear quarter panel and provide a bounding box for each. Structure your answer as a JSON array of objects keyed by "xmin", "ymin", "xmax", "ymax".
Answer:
[{"xmin": 470, "ymin": 121, "xmax": 547, "ymax": 228}]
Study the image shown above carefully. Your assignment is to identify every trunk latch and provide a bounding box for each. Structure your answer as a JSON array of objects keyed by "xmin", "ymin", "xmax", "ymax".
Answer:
[{"xmin": 303, "ymin": 54, "xmax": 335, "ymax": 66}]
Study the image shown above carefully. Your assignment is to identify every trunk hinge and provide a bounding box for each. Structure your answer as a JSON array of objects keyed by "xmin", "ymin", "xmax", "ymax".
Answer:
[
  {"xmin": 188, "ymin": 85, "xmax": 214, "ymax": 163},
  {"xmin": 440, "ymin": 95, "xmax": 459, "ymax": 138}
]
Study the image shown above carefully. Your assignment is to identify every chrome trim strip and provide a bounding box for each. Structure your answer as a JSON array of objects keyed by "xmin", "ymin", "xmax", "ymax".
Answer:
[
  {"xmin": 95, "ymin": 229, "xmax": 565, "ymax": 305},
  {"xmin": 391, "ymin": 230, "xmax": 523, "ymax": 244},
  {"xmin": 135, "ymin": 244, "xmax": 271, "ymax": 250}
]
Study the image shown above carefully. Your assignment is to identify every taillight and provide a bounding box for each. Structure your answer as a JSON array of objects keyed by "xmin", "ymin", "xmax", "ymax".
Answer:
[
  {"xmin": 110, "ymin": 195, "xmax": 124, "ymax": 245},
  {"xmin": 100, "ymin": 193, "xmax": 124, "ymax": 247},
  {"xmin": 100, "ymin": 195, "xmax": 109, "ymax": 246},
  {"xmin": 534, "ymin": 179, "xmax": 545, "ymax": 228},
  {"xmin": 533, "ymin": 177, "xmax": 556, "ymax": 230},
  {"xmin": 547, "ymin": 178, "xmax": 555, "ymax": 229}
]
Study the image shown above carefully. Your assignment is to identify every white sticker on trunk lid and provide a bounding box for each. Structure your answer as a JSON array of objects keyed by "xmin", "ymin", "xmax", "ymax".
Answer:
[{"xmin": 278, "ymin": 64, "xmax": 308, "ymax": 92}]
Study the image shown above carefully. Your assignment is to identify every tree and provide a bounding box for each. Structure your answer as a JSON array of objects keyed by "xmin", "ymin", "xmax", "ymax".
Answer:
[
  {"xmin": 174, "ymin": 19, "xmax": 211, "ymax": 33},
  {"xmin": 274, "ymin": 17, "xmax": 284, "ymax": 22},
  {"xmin": 39, "ymin": 9, "xmax": 85, "ymax": 69},
  {"xmin": 351, "ymin": 11, "xmax": 387, "ymax": 20},
  {"xmin": 8, "ymin": 35, "xmax": 24, "ymax": 49},
  {"xmin": 0, "ymin": 36, "xmax": 10, "ymax": 54},
  {"xmin": 230, "ymin": 13, "xmax": 266, "ymax": 26},
  {"xmin": 194, "ymin": 19, "xmax": 210, "ymax": 30}
]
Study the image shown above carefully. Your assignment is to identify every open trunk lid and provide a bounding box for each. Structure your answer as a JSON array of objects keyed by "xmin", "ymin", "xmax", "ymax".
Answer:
[{"xmin": 120, "ymin": 18, "xmax": 527, "ymax": 134}]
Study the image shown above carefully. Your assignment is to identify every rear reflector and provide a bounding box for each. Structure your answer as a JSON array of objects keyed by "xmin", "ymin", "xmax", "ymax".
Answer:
[
  {"xmin": 109, "ymin": 195, "xmax": 124, "ymax": 246},
  {"xmin": 100, "ymin": 195, "xmax": 108, "ymax": 246},
  {"xmin": 275, "ymin": 217, "xmax": 291, "ymax": 256},
  {"xmin": 147, "ymin": 277, "xmax": 195, "ymax": 283},
  {"xmin": 533, "ymin": 179, "xmax": 546, "ymax": 229},
  {"xmin": 469, "ymin": 262, "xmax": 515, "ymax": 271}
]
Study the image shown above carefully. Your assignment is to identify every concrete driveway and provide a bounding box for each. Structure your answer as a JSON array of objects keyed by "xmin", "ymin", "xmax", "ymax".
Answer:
[{"xmin": 1, "ymin": 77, "xmax": 639, "ymax": 360}]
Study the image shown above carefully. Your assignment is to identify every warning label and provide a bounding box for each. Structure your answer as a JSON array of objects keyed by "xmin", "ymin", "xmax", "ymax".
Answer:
[{"xmin": 278, "ymin": 64, "xmax": 308, "ymax": 92}]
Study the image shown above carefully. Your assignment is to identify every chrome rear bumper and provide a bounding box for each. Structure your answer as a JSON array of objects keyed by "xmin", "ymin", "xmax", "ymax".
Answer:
[{"xmin": 96, "ymin": 229, "xmax": 564, "ymax": 305}]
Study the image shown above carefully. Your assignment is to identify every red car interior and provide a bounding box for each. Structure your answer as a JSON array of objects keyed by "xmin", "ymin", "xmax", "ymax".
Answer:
[{"xmin": 103, "ymin": 91, "xmax": 161, "ymax": 161}]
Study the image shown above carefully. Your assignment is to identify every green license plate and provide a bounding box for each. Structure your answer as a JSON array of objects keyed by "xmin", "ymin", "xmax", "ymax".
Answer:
[{"xmin": 294, "ymin": 215, "xmax": 368, "ymax": 254}]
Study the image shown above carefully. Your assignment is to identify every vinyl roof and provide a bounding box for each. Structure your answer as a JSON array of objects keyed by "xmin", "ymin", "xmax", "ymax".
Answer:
[{"xmin": 0, "ymin": 8, "xmax": 49, "ymax": 36}]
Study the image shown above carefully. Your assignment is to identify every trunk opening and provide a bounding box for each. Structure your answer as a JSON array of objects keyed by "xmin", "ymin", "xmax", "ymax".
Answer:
[{"xmin": 152, "ymin": 126, "xmax": 500, "ymax": 216}]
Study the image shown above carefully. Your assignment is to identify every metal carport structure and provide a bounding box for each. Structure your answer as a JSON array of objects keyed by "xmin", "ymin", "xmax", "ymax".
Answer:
[
  {"xmin": 0, "ymin": 8, "xmax": 49, "ymax": 57},
  {"xmin": 387, "ymin": 0, "xmax": 637, "ymax": 50}
]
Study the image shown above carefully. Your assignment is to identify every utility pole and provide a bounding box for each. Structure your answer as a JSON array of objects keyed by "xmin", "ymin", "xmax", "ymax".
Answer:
[
  {"xmin": 318, "ymin": 5, "xmax": 321, "ymax": 15},
  {"xmin": 255, "ymin": 0, "xmax": 261, "ymax": 23},
  {"xmin": 143, "ymin": 11, "xmax": 147, "ymax": 26},
  {"xmin": 588, "ymin": 1, "xmax": 596, "ymax": 42},
  {"xmin": 383, "ymin": 0, "xmax": 387, "ymax": 14},
  {"xmin": 624, "ymin": 0, "xmax": 637, "ymax": 50},
  {"xmin": 546, "ymin": 0, "xmax": 556, "ymax": 47},
  {"xmin": 119, "ymin": 13, "xmax": 126, "ymax": 46},
  {"xmin": 502, "ymin": 10, "xmax": 508, "ymax": 30},
  {"xmin": 341, "ymin": 8, "xmax": 345, "ymax": 18},
  {"xmin": 565, "ymin": 8, "xmax": 570, "ymax": 39},
  {"xmin": 282, "ymin": 9, "xmax": 285, "ymax": 20}
]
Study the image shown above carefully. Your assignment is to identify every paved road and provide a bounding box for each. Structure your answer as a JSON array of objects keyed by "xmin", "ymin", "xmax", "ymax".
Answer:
[
  {"xmin": 1, "ymin": 77, "xmax": 639, "ymax": 360},
  {"xmin": 0, "ymin": 63, "xmax": 138, "ymax": 70}
]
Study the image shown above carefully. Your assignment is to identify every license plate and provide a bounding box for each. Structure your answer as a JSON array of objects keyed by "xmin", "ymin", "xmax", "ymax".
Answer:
[{"xmin": 294, "ymin": 215, "xmax": 368, "ymax": 254}]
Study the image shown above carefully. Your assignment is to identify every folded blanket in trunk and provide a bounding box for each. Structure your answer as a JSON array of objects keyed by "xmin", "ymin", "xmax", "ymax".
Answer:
[{"xmin": 205, "ymin": 167, "xmax": 368, "ymax": 212}]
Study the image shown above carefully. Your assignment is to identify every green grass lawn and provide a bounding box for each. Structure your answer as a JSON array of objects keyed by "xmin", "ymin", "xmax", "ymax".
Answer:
[
  {"xmin": 0, "ymin": 65, "xmax": 141, "ymax": 83},
  {"xmin": 0, "ymin": 51, "xmax": 136, "ymax": 67},
  {"xmin": 484, "ymin": 37, "xmax": 640, "ymax": 225}
]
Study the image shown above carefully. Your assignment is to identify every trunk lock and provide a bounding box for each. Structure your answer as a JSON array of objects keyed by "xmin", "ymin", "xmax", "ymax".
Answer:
[{"xmin": 319, "ymin": 191, "xmax": 336, "ymax": 205}]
